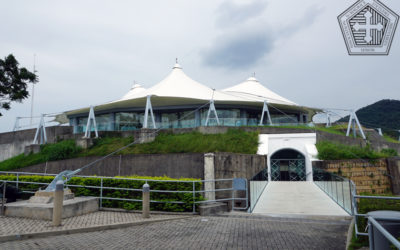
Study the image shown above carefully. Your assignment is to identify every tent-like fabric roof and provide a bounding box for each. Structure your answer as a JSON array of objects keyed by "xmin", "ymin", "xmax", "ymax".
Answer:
[
  {"xmin": 223, "ymin": 77, "xmax": 298, "ymax": 106},
  {"xmin": 116, "ymin": 63, "xmax": 244, "ymax": 102},
  {"xmin": 120, "ymin": 84, "xmax": 146, "ymax": 101},
  {"xmin": 65, "ymin": 63, "xmax": 313, "ymax": 117}
]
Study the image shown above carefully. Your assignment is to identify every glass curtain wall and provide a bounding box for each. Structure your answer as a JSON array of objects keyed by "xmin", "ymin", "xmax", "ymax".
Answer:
[
  {"xmin": 115, "ymin": 112, "xmax": 144, "ymax": 131},
  {"xmin": 161, "ymin": 111, "xmax": 196, "ymax": 129}
]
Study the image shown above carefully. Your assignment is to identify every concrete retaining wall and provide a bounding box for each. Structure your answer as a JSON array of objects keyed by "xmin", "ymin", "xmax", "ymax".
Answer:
[
  {"xmin": 0, "ymin": 126, "xmax": 73, "ymax": 162},
  {"xmin": 12, "ymin": 153, "xmax": 205, "ymax": 179}
]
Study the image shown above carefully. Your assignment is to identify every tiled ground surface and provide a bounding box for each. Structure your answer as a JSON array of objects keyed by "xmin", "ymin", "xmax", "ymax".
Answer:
[
  {"xmin": 0, "ymin": 214, "xmax": 350, "ymax": 249},
  {"xmin": 0, "ymin": 211, "xmax": 186, "ymax": 236}
]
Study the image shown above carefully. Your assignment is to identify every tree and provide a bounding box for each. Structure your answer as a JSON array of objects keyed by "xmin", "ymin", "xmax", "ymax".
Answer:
[{"xmin": 0, "ymin": 54, "xmax": 38, "ymax": 116}]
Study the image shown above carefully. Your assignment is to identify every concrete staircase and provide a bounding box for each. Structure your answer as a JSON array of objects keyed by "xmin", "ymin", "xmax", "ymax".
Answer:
[{"xmin": 252, "ymin": 182, "xmax": 350, "ymax": 219}]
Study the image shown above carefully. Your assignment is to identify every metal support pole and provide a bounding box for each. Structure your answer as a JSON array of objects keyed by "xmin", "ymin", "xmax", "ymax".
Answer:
[
  {"xmin": 231, "ymin": 181, "xmax": 234, "ymax": 211},
  {"xmin": 142, "ymin": 183, "xmax": 150, "ymax": 219},
  {"xmin": 342, "ymin": 182, "xmax": 345, "ymax": 208},
  {"xmin": 33, "ymin": 114, "xmax": 48, "ymax": 144},
  {"xmin": 100, "ymin": 178, "xmax": 103, "ymax": 209},
  {"xmin": 1, "ymin": 182, "xmax": 6, "ymax": 215},
  {"xmin": 13, "ymin": 117, "xmax": 20, "ymax": 132},
  {"xmin": 368, "ymin": 220, "xmax": 374, "ymax": 250},
  {"xmin": 53, "ymin": 180, "xmax": 64, "ymax": 226},
  {"xmin": 205, "ymin": 99, "xmax": 220, "ymax": 126},
  {"xmin": 118, "ymin": 155, "xmax": 122, "ymax": 176},
  {"xmin": 192, "ymin": 181, "xmax": 195, "ymax": 214},
  {"xmin": 325, "ymin": 112, "xmax": 331, "ymax": 128},
  {"xmin": 259, "ymin": 100, "xmax": 273, "ymax": 126},
  {"xmin": 84, "ymin": 106, "xmax": 99, "ymax": 138},
  {"xmin": 16, "ymin": 173, "xmax": 19, "ymax": 190},
  {"xmin": 143, "ymin": 95, "xmax": 156, "ymax": 129}
]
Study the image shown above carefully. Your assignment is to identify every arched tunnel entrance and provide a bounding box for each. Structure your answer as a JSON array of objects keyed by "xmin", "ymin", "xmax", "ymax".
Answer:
[{"xmin": 270, "ymin": 149, "xmax": 306, "ymax": 181}]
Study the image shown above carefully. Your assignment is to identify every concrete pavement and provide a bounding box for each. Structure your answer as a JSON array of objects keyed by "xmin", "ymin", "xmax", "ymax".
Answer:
[
  {"xmin": 252, "ymin": 182, "xmax": 350, "ymax": 217},
  {"xmin": 0, "ymin": 213, "xmax": 350, "ymax": 249}
]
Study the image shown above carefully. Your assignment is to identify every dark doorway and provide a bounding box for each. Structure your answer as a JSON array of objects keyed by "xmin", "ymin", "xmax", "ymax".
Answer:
[{"xmin": 270, "ymin": 149, "xmax": 306, "ymax": 181}]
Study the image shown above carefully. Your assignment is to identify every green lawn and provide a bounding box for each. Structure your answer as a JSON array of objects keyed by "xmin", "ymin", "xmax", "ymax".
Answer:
[{"xmin": 0, "ymin": 129, "xmax": 259, "ymax": 171}]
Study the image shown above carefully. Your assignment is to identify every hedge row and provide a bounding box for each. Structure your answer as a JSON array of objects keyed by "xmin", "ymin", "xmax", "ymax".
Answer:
[{"xmin": 0, "ymin": 175, "xmax": 204, "ymax": 212}]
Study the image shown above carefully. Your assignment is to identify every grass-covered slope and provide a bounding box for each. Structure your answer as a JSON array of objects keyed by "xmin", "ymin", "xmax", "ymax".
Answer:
[
  {"xmin": 316, "ymin": 141, "xmax": 398, "ymax": 160},
  {"xmin": 0, "ymin": 129, "xmax": 259, "ymax": 171}
]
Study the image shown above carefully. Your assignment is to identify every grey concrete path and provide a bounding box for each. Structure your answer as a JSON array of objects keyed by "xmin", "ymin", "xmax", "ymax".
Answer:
[
  {"xmin": 0, "ymin": 211, "xmax": 189, "ymax": 242},
  {"xmin": 253, "ymin": 182, "xmax": 350, "ymax": 217},
  {"xmin": 0, "ymin": 214, "xmax": 350, "ymax": 249}
]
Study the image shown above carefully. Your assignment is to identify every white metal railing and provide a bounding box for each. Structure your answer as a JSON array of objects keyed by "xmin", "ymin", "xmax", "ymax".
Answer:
[
  {"xmin": 249, "ymin": 181, "xmax": 268, "ymax": 213},
  {"xmin": 313, "ymin": 167, "xmax": 353, "ymax": 214},
  {"xmin": 313, "ymin": 168, "xmax": 400, "ymax": 247},
  {"xmin": 0, "ymin": 171, "xmax": 248, "ymax": 214},
  {"xmin": 368, "ymin": 216, "xmax": 400, "ymax": 250}
]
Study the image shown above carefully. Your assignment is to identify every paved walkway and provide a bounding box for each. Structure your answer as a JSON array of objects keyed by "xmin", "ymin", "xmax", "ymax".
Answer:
[
  {"xmin": 0, "ymin": 214, "xmax": 350, "ymax": 249},
  {"xmin": 253, "ymin": 182, "xmax": 350, "ymax": 217},
  {"xmin": 0, "ymin": 211, "xmax": 188, "ymax": 241}
]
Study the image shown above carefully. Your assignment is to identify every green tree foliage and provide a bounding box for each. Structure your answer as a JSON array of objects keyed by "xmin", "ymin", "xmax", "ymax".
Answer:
[{"xmin": 0, "ymin": 54, "xmax": 37, "ymax": 116}]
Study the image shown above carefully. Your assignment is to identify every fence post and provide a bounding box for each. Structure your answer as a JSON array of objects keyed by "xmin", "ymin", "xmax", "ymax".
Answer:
[
  {"xmin": 53, "ymin": 180, "xmax": 64, "ymax": 226},
  {"xmin": 16, "ymin": 173, "xmax": 19, "ymax": 190},
  {"xmin": 368, "ymin": 219, "xmax": 374, "ymax": 250},
  {"xmin": 192, "ymin": 181, "xmax": 195, "ymax": 214},
  {"xmin": 100, "ymin": 178, "xmax": 103, "ymax": 209},
  {"xmin": 232, "ymin": 180, "xmax": 234, "ymax": 211},
  {"xmin": 1, "ymin": 182, "xmax": 6, "ymax": 216},
  {"xmin": 142, "ymin": 183, "xmax": 150, "ymax": 219}
]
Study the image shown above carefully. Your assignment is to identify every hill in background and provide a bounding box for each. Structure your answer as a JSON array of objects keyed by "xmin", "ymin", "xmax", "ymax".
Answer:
[{"xmin": 338, "ymin": 99, "xmax": 400, "ymax": 138}]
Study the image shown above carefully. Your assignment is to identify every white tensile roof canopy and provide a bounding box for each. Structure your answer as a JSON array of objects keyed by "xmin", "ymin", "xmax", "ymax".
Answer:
[
  {"xmin": 66, "ymin": 62, "xmax": 304, "ymax": 116},
  {"xmin": 223, "ymin": 77, "xmax": 298, "ymax": 106}
]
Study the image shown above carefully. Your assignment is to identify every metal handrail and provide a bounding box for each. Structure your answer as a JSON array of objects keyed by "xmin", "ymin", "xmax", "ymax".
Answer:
[
  {"xmin": 0, "ymin": 172, "xmax": 248, "ymax": 214},
  {"xmin": 0, "ymin": 171, "xmax": 235, "ymax": 183},
  {"xmin": 368, "ymin": 217, "xmax": 400, "ymax": 249}
]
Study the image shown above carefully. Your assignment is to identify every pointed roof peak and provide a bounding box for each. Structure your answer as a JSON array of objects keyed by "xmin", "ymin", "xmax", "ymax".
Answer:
[
  {"xmin": 173, "ymin": 58, "xmax": 182, "ymax": 69},
  {"xmin": 246, "ymin": 76, "xmax": 259, "ymax": 82}
]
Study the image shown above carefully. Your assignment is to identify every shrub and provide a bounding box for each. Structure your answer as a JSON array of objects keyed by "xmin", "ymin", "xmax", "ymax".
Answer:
[
  {"xmin": 316, "ymin": 141, "xmax": 396, "ymax": 160},
  {"xmin": 0, "ymin": 174, "xmax": 204, "ymax": 212},
  {"xmin": 0, "ymin": 140, "xmax": 81, "ymax": 171},
  {"xmin": 41, "ymin": 140, "xmax": 81, "ymax": 161}
]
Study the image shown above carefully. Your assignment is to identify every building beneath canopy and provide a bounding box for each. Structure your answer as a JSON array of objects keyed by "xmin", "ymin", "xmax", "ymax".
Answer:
[{"xmin": 64, "ymin": 63, "xmax": 319, "ymax": 133}]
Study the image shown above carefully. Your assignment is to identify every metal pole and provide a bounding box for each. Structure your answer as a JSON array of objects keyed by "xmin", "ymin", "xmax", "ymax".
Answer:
[
  {"xmin": 142, "ymin": 183, "xmax": 150, "ymax": 219},
  {"xmin": 100, "ymin": 178, "xmax": 103, "ymax": 209},
  {"xmin": 16, "ymin": 173, "xmax": 19, "ymax": 190},
  {"xmin": 1, "ymin": 182, "xmax": 6, "ymax": 215},
  {"xmin": 232, "ymin": 180, "xmax": 234, "ymax": 211},
  {"xmin": 246, "ymin": 180, "xmax": 248, "ymax": 210},
  {"xmin": 192, "ymin": 181, "xmax": 195, "ymax": 214},
  {"xmin": 53, "ymin": 180, "xmax": 64, "ymax": 226},
  {"xmin": 118, "ymin": 155, "xmax": 122, "ymax": 176},
  {"xmin": 342, "ymin": 181, "xmax": 345, "ymax": 208},
  {"xmin": 368, "ymin": 220, "xmax": 374, "ymax": 250}
]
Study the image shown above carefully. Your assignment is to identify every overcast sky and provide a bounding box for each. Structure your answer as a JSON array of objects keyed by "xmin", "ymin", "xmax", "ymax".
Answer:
[{"xmin": 1, "ymin": 0, "xmax": 399, "ymax": 132}]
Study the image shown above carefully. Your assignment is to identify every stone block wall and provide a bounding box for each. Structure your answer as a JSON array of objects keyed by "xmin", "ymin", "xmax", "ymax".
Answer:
[{"xmin": 314, "ymin": 159, "xmax": 392, "ymax": 194}]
